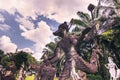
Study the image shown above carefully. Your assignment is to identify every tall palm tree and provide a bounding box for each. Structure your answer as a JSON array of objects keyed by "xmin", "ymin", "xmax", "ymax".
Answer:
[
  {"xmin": 70, "ymin": 0, "xmax": 120, "ymax": 79},
  {"xmin": 71, "ymin": 11, "xmax": 91, "ymax": 28}
]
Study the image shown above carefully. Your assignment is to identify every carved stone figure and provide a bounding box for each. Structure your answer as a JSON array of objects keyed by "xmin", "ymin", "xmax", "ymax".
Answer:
[
  {"xmin": 29, "ymin": 64, "xmax": 41, "ymax": 80},
  {"xmin": 29, "ymin": 51, "xmax": 56, "ymax": 80},
  {"xmin": 105, "ymin": 57, "xmax": 120, "ymax": 80},
  {"xmin": 40, "ymin": 50, "xmax": 56, "ymax": 80},
  {"xmin": 45, "ymin": 22, "xmax": 101, "ymax": 80},
  {"xmin": 40, "ymin": 63, "xmax": 56, "ymax": 80},
  {"xmin": 70, "ymin": 59, "xmax": 80, "ymax": 80}
]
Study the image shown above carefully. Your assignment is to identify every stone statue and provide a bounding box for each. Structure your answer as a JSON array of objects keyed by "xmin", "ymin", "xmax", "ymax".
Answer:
[
  {"xmin": 105, "ymin": 57, "xmax": 120, "ymax": 80},
  {"xmin": 45, "ymin": 22, "xmax": 102, "ymax": 80},
  {"xmin": 40, "ymin": 50, "xmax": 56, "ymax": 80},
  {"xmin": 29, "ymin": 50, "xmax": 56, "ymax": 80},
  {"xmin": 39, "ymin": 62, "xmax": 56, "ymax": 80}
]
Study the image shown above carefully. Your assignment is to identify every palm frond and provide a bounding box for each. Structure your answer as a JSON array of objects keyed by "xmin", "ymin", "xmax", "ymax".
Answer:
[
  {"xmin": 72, "ymin": 19, "xmax": 90, "ymax": 28},
  {"xmin": 45, "ymin": 42, "xmax": 56, "ymax": 51},
  {"xmin": 77, "ymin": 11, "xmax": 91, "ymax": 22}
]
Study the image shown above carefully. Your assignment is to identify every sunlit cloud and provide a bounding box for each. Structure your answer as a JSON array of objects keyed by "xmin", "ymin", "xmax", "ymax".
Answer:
[
  {"xmin": 0, "ymin": 35, "xmax": 17, "ymax": 53},
  {"xmin": 18, "ymin": 18, "xmax": 34, "ymax": 31},
  {"xmin": 0, "ymin": 0, "xmax": 98, "ymax": 23},
  {"xmin": 21, "ymin": 21, "xmax": 53, "ymax": 59},
  {"xmin": 18, "ymin": 48, "xmax": 34, "ymax": 54}
]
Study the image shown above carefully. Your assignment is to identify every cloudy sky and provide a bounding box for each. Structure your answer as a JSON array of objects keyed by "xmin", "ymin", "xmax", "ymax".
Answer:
[{"xmin": 0, "ymin": 0, "xmax": 98, "ymax": 60}]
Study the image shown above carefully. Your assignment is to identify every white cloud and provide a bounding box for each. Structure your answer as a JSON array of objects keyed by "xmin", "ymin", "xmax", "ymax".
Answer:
[
  {"xmin": 0, "ymin": 35, "xmax": 17, "ymax": 53},
  {"xmin": 0, "ymin": 0, "xmax": 98, "ymax": 23},
  {"xmin": 21, "ymin": 21, "xmax": 53, "ymax": 60},
  {"xmin": 19, "ymin": 24, "xmax": 28, "ymax": 32},
  {"xmin": 18, "ymin": 48, "xmax": 34, "ymax": 54},
  {"xmin": 32, "ymin": 52, "xmax": 44, "ymax": 61},
  {"xmin": 0, "ymin": 14, "xmax": 10, "ymax": 31},
  {"xmin": 18, "ymin": 18, "xmax": 34, "ymax": 31},
  {"xmin": 0, "ymin": 24, "xmax": 11, "ymax": 31},
  {"xmin": 21, "ymin": 21, "xmax": 52, "ymax": 45}
]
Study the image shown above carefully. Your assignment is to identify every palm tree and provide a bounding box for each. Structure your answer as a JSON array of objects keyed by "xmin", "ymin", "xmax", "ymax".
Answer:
[
  {"xmin": 71, "ymin": 11, "xmax": 91, "ymax": 28},
  {"xmin": 70, "ymin": 0, "xmax": 120, "ymax": 79}
]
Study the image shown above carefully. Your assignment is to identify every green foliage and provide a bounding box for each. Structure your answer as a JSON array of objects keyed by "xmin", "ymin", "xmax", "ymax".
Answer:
[
  {"xmin": 0, "ymin": 50, "xmax": 37, "ymax": 72},
  {"xmin": 87, "ymin": 74, "xmax": 102, "ymax": 80},
  {"xmin": 1, "ymin": 55, "xmax": 11, "ymax": 66},
  {"xmin": 0, "ymin": 49, "xmax": 4, "ymax": 55},
  {"xmin": 77, "ymin": 11, "xmax": 90, "ymax": 22},
  {"xmin": 100, "ymin": 28, "xmax": 120, "ymax": 48},
  {"xmin": 71, "ymin": 26, "xmax": 81, "ymax": 35},
  {"xmin": 45, "ymin": 42, "xmax": 56, "ymax": 53},
  {"xmin": 72, "ymin": 26, "xmax": 81, "ymax": 32},
  {"xmin": 41, "ymin": 42, "xmax": 57, "ymax": 60},
  {"xmin": 1, "ymin": 53, "xmax": 15, "ymax": 67},
  {"xmin": 0, "ymin": 49, "xmax": 4, "ymax": 63},
  {"xmin": 112, "ymin": 28, "xmax": 120, "ymax": 47},
  {"xmin": 15, "ymin": 51, "xmax": 37, "ymax": 70},
  {"xmin": 27, "ymin": 54, "xmax": 37, "ymax": 65},
  {"xmin": 71, "ymin": 19, "xmax": 88, "ymax": 27},
  {"xmin": 101, "ymin": 29, "xmax": 114, "ymax": 41},
  {"xmin": 15, "ymin": 51, "xmax": 28, "ymax": 69},
  {"xmin": 71, "ymin": 11, "xmax": 91, "ymax": 28}
]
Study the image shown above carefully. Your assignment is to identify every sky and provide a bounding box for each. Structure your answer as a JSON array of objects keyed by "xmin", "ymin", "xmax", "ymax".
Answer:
[{"xmin": 0, "ymin": 0, "xmax": 98, "ymax": 60}]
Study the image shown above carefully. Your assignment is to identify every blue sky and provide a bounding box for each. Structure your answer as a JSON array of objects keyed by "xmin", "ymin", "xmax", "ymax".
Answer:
[{"xmin": 0, "ymin": 0, "xmax": 98, "ymax": 60}]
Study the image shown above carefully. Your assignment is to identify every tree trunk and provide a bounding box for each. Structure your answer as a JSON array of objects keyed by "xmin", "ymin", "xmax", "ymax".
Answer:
[{"xmin": 17, "ymin": 63, "xmax": 24, "ymax": 80}]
